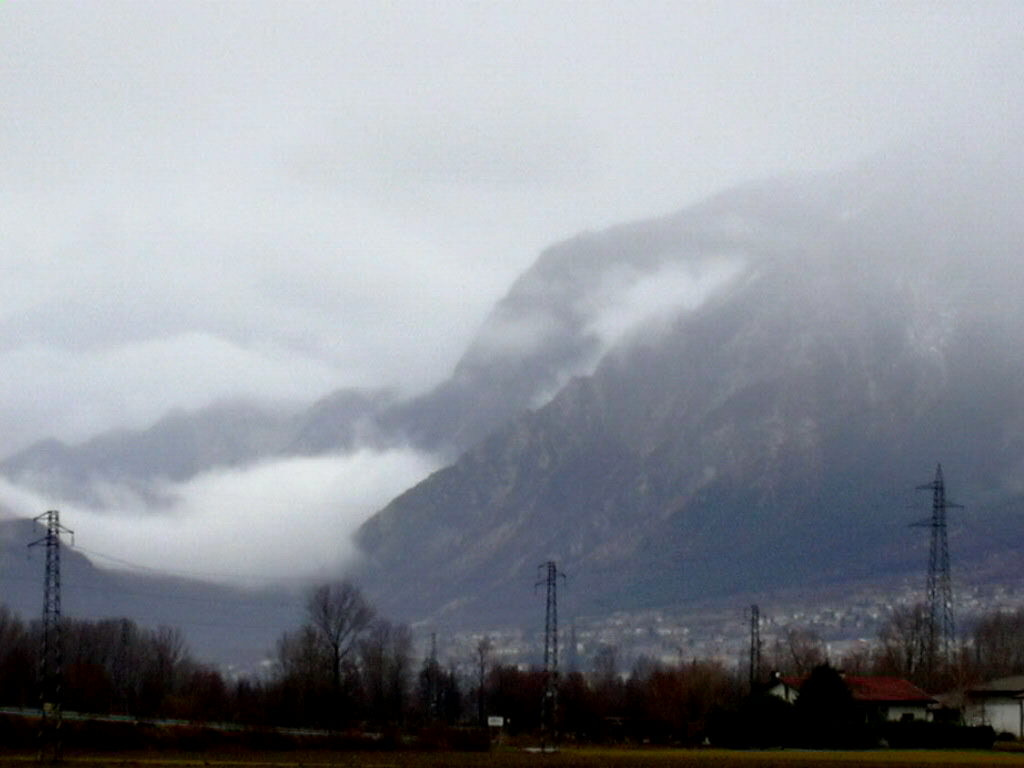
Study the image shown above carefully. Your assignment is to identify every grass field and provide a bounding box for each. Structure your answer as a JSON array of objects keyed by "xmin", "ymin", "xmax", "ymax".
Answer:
[{"xmin": 2, "ymin": 747, "xmax": 1024, "ymax": 768}]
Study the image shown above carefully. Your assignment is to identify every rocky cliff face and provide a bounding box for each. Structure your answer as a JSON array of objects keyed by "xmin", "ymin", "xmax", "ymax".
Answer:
[{"xmin": 354, "ymin": 138, "xmax": 1024, "ymax": 626}]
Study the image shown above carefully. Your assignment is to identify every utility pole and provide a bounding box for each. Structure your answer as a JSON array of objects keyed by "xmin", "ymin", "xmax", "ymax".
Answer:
[
  {"xmin": 536, "ymin": 561, "xmax": 564, "ymax": 749},
  {"xmin": 29, "ymin": 510, "xmax": 73, "ymax": 763},
  {"xmin": 749, "ymin": 604, "xmax": 762, "ymax": 693},
  {"xmin": 913, "ymin": 464, "xmax": 961, "ymax": 679},
  {"xmin": 427, "ymin": 631, "xmax": 438, "ymax": 721}
]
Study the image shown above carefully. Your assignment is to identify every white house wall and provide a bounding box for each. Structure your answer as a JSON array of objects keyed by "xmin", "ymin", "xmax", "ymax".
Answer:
[
  {"xmin": 965, "ymin": 697, "xmax": 1023, "ymax": 738},
  {"xmin": 881, "ymin": 704, "xmax": 930, "ymax": 723}
]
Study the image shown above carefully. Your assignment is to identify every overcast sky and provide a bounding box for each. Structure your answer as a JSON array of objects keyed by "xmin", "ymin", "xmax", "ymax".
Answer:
[{"xmin": 2, "ymin": 1, "xmax": 1020, "ymax": 458}]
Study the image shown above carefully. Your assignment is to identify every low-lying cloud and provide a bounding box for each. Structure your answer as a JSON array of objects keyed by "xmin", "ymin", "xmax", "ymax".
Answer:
[
  {"xmin": 583, "ymin": 257, "xmax": 747, "ymax": 351},
  {"xmin": 0, "ymin": 448, "xmax": 440, "ymax": 587}
]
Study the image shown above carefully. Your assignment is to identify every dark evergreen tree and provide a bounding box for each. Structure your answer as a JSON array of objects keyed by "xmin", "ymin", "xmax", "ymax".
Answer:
[{"xmin": 794, "ymin": 663, "xmax": 863, "ymax": 748}]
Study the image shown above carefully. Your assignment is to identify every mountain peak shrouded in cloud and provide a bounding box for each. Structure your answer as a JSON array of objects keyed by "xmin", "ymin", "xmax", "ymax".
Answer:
[
  {"xmin": 0, "ymin": 131, "xmax": 1022, "ymax": 659},
  {"xmin": 4, "ymin": 1, "xmax": 1023, "ymax": 458},
  {"xmin": 353, "ymin": 135, "xmax": 1024, "ymax": 627},
  {"xmin": 4, "ymin": 131, "xmax": 1024, "ymax": 603}
]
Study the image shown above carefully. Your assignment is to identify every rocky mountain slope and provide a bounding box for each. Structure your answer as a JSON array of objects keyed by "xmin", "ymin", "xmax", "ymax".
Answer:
[{"xmin": 354, "ymin": 138, "xmax": 1024, "ymax": 626}]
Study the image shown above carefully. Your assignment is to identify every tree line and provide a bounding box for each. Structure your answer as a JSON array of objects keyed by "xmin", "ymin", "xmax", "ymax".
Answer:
[
  {"xmin": 0, "ymin": 585, "xmax": 1022, "ymax": 746},
  {"xmin": 761, "ymin": 602, "xmax": 1024, "ymax": 693}
]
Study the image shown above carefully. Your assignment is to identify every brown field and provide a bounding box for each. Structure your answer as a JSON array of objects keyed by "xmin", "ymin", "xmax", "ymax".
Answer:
[{"xmin": 2, "ymin": 748, "xmax": 1024, "ymax": 768}]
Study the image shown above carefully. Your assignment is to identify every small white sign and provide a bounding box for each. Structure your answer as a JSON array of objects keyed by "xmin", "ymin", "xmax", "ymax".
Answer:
[{"xmin": 487, "ymin": 716, "xmax": 505, "ymax": 728}]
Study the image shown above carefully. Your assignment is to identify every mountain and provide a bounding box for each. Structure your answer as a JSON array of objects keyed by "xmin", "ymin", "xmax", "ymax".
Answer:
[
  {"xmin": 0, "ymin": 203, "xmax": 773, "ymax": 495},
  {"xmin": 3, "ymin": 135, "xmax": 1024, "ymax": 652},
  {"xmin": 353, "ymin": 137, "xmax": 1024, "ymax": 627}
]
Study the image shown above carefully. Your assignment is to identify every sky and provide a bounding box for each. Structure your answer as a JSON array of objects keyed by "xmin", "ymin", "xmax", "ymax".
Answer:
[{"xmin": 1, "ymin": 1, "xmax": 1022, "ymax": 584}]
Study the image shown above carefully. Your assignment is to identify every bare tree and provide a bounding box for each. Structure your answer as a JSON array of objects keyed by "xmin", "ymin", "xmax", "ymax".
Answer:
[
  {"xmin": 475, "ymin": 635, "xmax": 493, "ymax": 725},
  {"xmin": 873, "ymin": 603, "xmax": 929, "ymax": 681},
  {"xmin": 359, "ymin": 618, "xmax": 413, "ymax": 724},
  {"xmin": 591, "ymin": 643, "xmax": 619, "ymax": 688},
  {"xmin": 277, "ymin": 625, "xmax": 327, "ymax": 683},
  {"xmin": 149, "ymin": 625, "xmax": 187, "ymax": 676},
  {"xmin": 138, "ymin": 625, "xmax": 189, "ymax": 715},
  {"xmin": 0, "ymin": 606, "xmax": 32, "ymax": 708},
  {"xmin": 836, "ymin": 640, "xmax": 873, "ymax": 675},
  {"xmin": 765, "ymin": 627, "xmax": 826, "ymax": 676},
  {"xmin": 970, "ymin": 608, "xmax": 1024, "ymax": 680},
  {"xmin": 306, "ymin": 581, "xmax": 375, "ymax": 696},
  {"xmin": 591, "ymin": 644, "xmax": 623, "ymax": 719}
]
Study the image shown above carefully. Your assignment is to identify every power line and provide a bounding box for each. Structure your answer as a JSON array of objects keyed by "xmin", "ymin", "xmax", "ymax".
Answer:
[
  {"xmin": 0, "ymin": 569, "xmax": 304, "ymax": 611},
  {"xmin": 71, "ymin": 545, "xmax": 318, "ymax": 585}
]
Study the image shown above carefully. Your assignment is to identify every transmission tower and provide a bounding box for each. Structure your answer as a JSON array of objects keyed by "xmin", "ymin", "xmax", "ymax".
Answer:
[
  {"xmin": 748, "ymin": 604, "xmax": 762, "ymax": 693},
  {"xmin": 536, "ymin": 561, "xmax": 565, "ymax": 748},
  {"xmin": 913, "ymin": 463, "xmax": 961, "ymax": 674},
  {"xmin": 28, "ymin": 510, "xmax": 73, "ymax": 763}
]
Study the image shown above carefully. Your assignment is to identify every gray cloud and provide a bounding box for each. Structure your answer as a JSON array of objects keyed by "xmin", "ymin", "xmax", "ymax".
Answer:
[{"xmin": 0, "ymin": 1, "xmax": 1022, "ymax": 581}]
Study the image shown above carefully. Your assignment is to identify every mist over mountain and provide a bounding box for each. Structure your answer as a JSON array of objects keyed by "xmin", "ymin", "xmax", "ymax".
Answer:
[
  {"xmin": 354, "ymin": 136, "xmax": 1024, "ymax": 626},
  {"xmin": 1, "ymin": 401, "xmax": 304, "ymax": 506},
  {"xmin": 0, "ymin": 193, "xmax": 759, "ymax": 495},
  {"xmin": 2, "ymin": 136, "xmax": 1023, "ymax": 649}
]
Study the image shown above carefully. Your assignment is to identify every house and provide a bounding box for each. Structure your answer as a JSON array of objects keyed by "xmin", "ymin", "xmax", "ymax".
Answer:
[
  {"xmin": 766, "ymin": 674, "xmax": 800, "ymax": 704},
  {"xmin": 767, "ymin": 672, "xmax": 934, "ymax": 723},
  {"xmin": 963, "ymin": 676, "xmax": 1024, "ymax": 738}
]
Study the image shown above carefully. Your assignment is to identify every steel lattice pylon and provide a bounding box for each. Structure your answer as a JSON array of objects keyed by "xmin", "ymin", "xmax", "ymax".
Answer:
[
  {"xmin": 537, "ymin": 561, "xmax": 564, "ymax": 749},
  {"xmin": 29, "ymin": 510, "xmax": 73, "ymax": 763},
  {"xmin": 914, "ymin": 464, "xmax": 960, "ymax": 674}
]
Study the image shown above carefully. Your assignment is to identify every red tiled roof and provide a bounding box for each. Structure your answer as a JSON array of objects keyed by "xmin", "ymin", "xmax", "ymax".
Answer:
[
  {"xmin": 777, "ymin": 674, "xmax": 933, "ymax": 703},
  {"xmin": 843, "ymin": 676, "xmax": 933, "ymax": 703}
]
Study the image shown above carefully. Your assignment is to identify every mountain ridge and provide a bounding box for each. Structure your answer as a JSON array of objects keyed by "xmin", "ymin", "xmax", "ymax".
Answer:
[{"xmin": 352, "ymin": 138, "xmax": 1024, "ymax": 627}]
